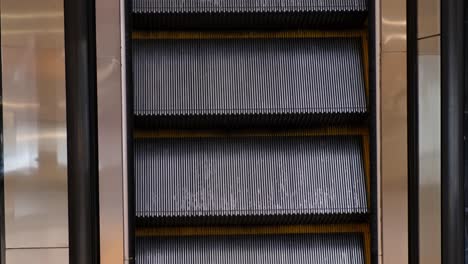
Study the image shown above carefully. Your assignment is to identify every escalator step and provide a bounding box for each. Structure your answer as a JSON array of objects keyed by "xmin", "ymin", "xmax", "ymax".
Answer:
[
  {"xmin": 134, "ymin": 37, "xmax": 367, "ymax": 129},
  {"xmin": 136, "ymin": 233, "xmax": 365, "ymax": 264},
  {"xmin": 132, "ymin": 0, "xmax": 367, "ymax": 30},
  {"xmin": 135, "ymin": 136, "xmax": 368, "ymax": 226}
]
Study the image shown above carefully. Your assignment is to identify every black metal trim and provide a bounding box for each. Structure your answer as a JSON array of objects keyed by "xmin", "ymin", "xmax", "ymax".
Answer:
[
  {"xmin": 407, "ymin": 0, "xmax": 419, "ymax": 262},
  {"xmin": 465, "ymin": 2, "xmax": 468, "ymax": 261},
  {"xmin": 64, "ymin": 0, "xmax": 101, "ymax": 263},
  {"xmin": 0, "ymin": 19, "xmax": 5, "ymax": 264},
  {"xmin": 441, "ymin": 0, "xmax": 465, "ymax": 262},
  {"xmin": 367, "ymin": 0, "xmax": 378, "ymax": 263},
  {"xmin": 126, "ymin": 0, "xmax": 135, "ymax": 263}
]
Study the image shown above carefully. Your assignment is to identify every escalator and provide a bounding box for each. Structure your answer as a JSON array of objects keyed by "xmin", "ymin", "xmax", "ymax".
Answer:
[{"xmin": 130, "ymin": 1, "xmax": 374, "ymax": 263}]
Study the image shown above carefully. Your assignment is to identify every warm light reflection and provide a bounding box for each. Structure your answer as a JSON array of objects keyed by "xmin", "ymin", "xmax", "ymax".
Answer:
[
  {"xmin": 97, "ymin": 59, "xmax": 119, "ymax": 82},
  {"xmin": 383, "ymin": 34, "xmax": 407, "ymax": 44},
  {"xmin": 3, "ymin": 102, "xmax": 39, "ymax": 109},
  {"xmin": 382, "ymin": 18, "xmax": 406, "ymax": 26},
  {"xmin": 17, "ymin": 131, "xmax": 66, "ymax": 141},
  {"xmin": 1, "ymin": 29, "xmax": 63, "ymax": 35},
  {"xmin": 1, "ymin": 12, "xmax": 63, "ymax": 19}
]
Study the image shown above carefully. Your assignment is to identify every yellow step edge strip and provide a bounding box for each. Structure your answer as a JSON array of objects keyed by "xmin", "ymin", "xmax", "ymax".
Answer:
[
  {"xmin": 136, "ymin": 223, "xmax": 368, "ymax": 236},
  {"xmin": 133, "ymin": 30, "xmax": 366, "ymax": 40},
  {"xmin": 360, "ymin": 31, "xmax": 370, "ymax": 104},
  {"xmin": 362, "ymin": 133, "xmax": 371, "ymax": 208},
  {"xmin": 135, "ymin": 126, "xmax": 369, "ymax": 139},
  {"xmin": 136, "ymin": 224, "xmax": 371, "ymax": 264}
]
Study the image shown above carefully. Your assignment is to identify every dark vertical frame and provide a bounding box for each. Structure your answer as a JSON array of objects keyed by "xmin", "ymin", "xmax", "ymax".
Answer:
[
  {"xmin": 441, "ymin": 0, "xmax": 465, "ymax": 262},
  {"xmin": 465, "ymin": 0, "xmax": 468, "ymax": 261},
  {"xmin": 407, "ymin": 0, "xmax": 419, "ymax": 262},
  {"xmin": 64, "ymin": 0, "xmax": 101, "ymax": 263},
  {"xmin": 126, "ymin": 0, "xmax": 135, "ymax": 262},
  {"xmin": 0, "ymin": 17, "xmax": 5, "ymax": 264},
  {"xmin": 368, "ymin": 0, "xmax": 378, "ymax": 263}
]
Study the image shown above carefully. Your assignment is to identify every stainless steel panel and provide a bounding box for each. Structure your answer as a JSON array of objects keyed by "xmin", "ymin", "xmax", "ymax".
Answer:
[
  {"xmin": 95, "ymin": 0, "xmax": 120, "ymax": 58},
  {"xmin": 96, "ymin": 56, "xmax": 125, "ymax": 264},
  {"xmin": 381, "ymin": 0, "xmax": 407, "ymax": 52},
  {"xmin": 96, "ymin": 0, "xmax": 128, "ymax": 261},
  {"xmin": 381, "ymin": 52, "xmax": 408, "ymax": 264},
  {"xmin": 418, "ymin": 36, "xmax": 441, "ymax": 264},
  {"xmin": 417, "ymin": 0, "xmax": 440, "ymax": 38},
  {"xmin": 381, "ymin": 0, "xmax": 408, "ymax": 262},
  {"xmin": 6, "ymin": 248, "xmax": 68, "ymax": 264},
  {"xmin": 1, "ymin": 0, "xmax": 68, "ymax": 249},
  {"xmin": 1, "ymin": 0, "xmax": 63, "ymax": 50}
]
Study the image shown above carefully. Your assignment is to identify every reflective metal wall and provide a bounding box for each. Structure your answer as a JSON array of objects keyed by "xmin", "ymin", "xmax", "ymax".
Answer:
[
  {"xmin": 418, "ymin": 36, "xmax": 441, "ymax": 264},
  {"xmin": 380, "ymin": 0, "xmax": 408, "ymax": 262},
  {"xmin": 96, "ymin": 0, "xmax": 130, "ymax": 263},
  {"xmin": 0, "ymin": 0, "xmax": 68, "ymax": 262},
  {"xmin": 417, "ymin": 0, "xmax": 441, "ymax": 263}
]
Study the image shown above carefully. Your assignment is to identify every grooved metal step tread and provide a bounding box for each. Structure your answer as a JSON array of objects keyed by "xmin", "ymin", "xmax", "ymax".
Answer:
[
  {"xmin": 134, "ymin": 37, "xmax": 367, "ymax": 129},
  {"xmin": 132, "ymin": 0, "xmax": 368, "ymax": 29},
  {"xmin": 135, "ymin": 136, "xmax": 368, "ymax": 226},
  {"xmin": 136, "ymin": 233, "xmax": 365, "ymax": 264},
  {"xmin": 133, "ymin": 0, "xmax": 367, "ymax": 13}
]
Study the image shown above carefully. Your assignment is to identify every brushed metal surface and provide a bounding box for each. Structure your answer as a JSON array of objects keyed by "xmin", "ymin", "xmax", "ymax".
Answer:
[
  {"xmin": 96, "ymin": 0, "xmax": 128, "ymax": 262},
  {"xmin": 418, "ymin": 35, "xmax": 441, "ymax": 264},
  {"xmin": 1, "ymin": 0, "xmax": 68, "ymax": 249},
  {"xmin": 417, "ymin": 0, "xmax": 440, "ymax": 38},
  {"xmin": 96, "ymin": 57, "xmax": 125, "ymax": 264},
  {"xmin": 6, "ymin": 248, "xmax": 68, "ymax": 264},
  {"xmin": 380, "ymin": 0, "xmax": 408, "ymax": 262},
  {"xmin": 381, "ymin": 51, "xmax": 408, "ymax": 264},
  {"xmin": 381, "ymin": 0, "xmax": 406, "ymax": 52}
]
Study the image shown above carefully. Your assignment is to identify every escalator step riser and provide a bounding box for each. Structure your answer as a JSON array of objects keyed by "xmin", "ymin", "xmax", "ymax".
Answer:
[
  {"xmin": 133, "ymin": 0, "xmax": 367, "ymax": 13},
  {"xmin": 136, "ymin": 234, "xmax": 365, "ymax": 264},
  {"xmin": 135, "ymin": 136, "xmax": 368, "ymax": 225},
  {"xmin": 134, "ymin": 37, "xmax": 367, "ymax": 128},
  {"xmin": 132, "ymin": 0, "xmax": 367, "ymax": 29}
]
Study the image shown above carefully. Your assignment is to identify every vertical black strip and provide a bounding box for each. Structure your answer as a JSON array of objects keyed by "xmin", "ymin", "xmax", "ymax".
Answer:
[
  {"xmin": 368, "ymin": 0, "xmax": 378, "ymax": 263},
  {"xmin": 64, "ymin": 0, "xmax": 100, "ymax": 263},
  {"xmin": 441, "ymin": 0, "xmax": 465, "ymax": 262},
  {"xmin": 464, "ymin": 0, "xmax": 468, "ymax": 261},
  {"xmin": 126, "ymin": 0, "xmax": 135, "ymax": 263},
  {"xmin": 0, "ymin": 19, "xmax": 5, "ymax": 264},
  {"xmin": 407, "ymin": 0, "xmax": 419, "ymax": 262}
]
